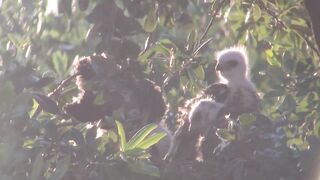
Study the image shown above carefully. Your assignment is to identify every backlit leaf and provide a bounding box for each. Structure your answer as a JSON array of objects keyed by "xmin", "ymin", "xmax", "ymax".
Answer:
[{"xmin": 115, "ymin": 120, "xmax": 126, "ymax": 151}]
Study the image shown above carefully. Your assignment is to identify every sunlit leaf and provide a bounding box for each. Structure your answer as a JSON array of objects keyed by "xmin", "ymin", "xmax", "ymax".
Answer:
[
  {"xmin": 194, "ymin": 65, "xmax": 205, "ymax": 80},
  {"xmin": 287, "ymin": 138, "xmax": 306, "ymax": 149},
  {"xmin": 216, "ymin": 128, "xmax": 235, "ymax": 141},
  {"xmin": 314, "ymin": 121, "xmax": 320, "ymax": 137},
  {"xmin": 115, "ymin": 120, "xmax": 126, "ymax": 151},
  {"xmin": 252, "ymin": 5, "xmax": 261, "ymax": 21},
  {"xmin": 52, "ymin": 51, "xmax": 68, "ymax": 76},
  {"xmin": 28, "ymin": 99, "xmax": 39, "ymax": 118},
  {"xmin": 143, "ymin": 9, "xmax": 157, "ymax": 32},
  {"xmin": 136, "ymin": 132, "xmax": 166, "ymax": 149},
  {"xmin": 239, "ymin": 114, "xmax": 256, "ymax": 127},
  {"xmin": 265, "ymin": 49, "xmax": 281, "ymax": 67},
  {"xmin": 187, "ymin": 29, "xmax": 197, "ymax": 49},
  {"xmin": 125, "ymin": 123, "xmax": 157, "ymax": 151}
]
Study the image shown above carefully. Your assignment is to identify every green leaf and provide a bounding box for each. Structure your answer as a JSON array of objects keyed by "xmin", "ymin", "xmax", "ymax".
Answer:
[
  {"xmin": 125, "ymin": 123, "xmax": 157, "ymax": 151},
  {"xmin": 136, "ymin": 132, "xmax": 166, "ymax": 149},
  {"xmin": 52, "ymin": 51, "xmax": 68, "ymax": 76},
  {"xmin": 239, "ymin": 114, "xmax": 256, "ymax": 127},
  {"xmin": 139, "ymin": 44, "xmax": 169, "ymax": 63},
  {"xmin": 33, "ymin": 93, "xmax": 59, "ymax": 114},
  {"xmin": 158, "ymin": 38, "xmax": 178, "ymax": 50},
  {"xmin": 187, "ymin": 68, "xmax": 196, "ymax": 82},
  {"xmin": 143, "ymin": 10, "xmax": 157, "ymax": 32},
  {"xmin": 314, "ymin": 121, "xmax": 320, "ymax": 137},
  {"xmin": 48, "ymin": 155, "xmax": 71, "ymax": 180},
  {"xmin": 275, "ymin": 0, "xmax": 285, "ymax": 8},
  {"xmin": 31, "ymin": 151, "xmax": 44, "ymax": 180},
  {"xmin": 124, "ymin": 148, "xmax": 148, "ymax": 158},
  {"xmin": 127, "ymin": 160, "xmax": 160, "ymax": 177},
  {"xmin": 252, "ymin": 5, "xmax": 261, "ymax": 21},
  {"xmin": 287, "ymin": 138, "xmax": 305, "ymax": 149},
  {"xmin": 216, "ymin": 128, "xmax": 235, "ymax": 141},
  {"xmin": 187, "ymin": 29, "xmax": 197, "ymax": 48},
  {"xmin": 194, "ymin": 65, "xmax": 205, "ymax": 80},
  {"xmin": 115, "ymin": 120, "xmax": 126, "ymax": 151},
  {"xmin": 279, "ymin": 94, "xmax": 296, "ymax": 113},
  {"xmin": 265, "ymin": 49, "xmax": 281, "ymax": 67}
]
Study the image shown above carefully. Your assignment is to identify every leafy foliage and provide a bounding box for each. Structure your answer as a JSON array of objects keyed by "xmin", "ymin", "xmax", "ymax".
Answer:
[{"xmin": 0, "ymin": 0, "xmax": 320, "ymax": 180}]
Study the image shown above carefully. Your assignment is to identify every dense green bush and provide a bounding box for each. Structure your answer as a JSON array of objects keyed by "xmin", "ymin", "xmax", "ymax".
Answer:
[{"xmin": 0, "ymin": 0, "xmax": 319, "ymax": 180}]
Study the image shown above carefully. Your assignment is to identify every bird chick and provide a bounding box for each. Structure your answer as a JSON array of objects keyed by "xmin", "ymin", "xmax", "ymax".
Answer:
[
  {"xmin": 215, "ymin": 46, "xmax": 261, "ymax": 117},
  {"xmin": 188, "ymin": 99, "xmax": 224, "ymax": 134},
  {"xmin": 216, "ymin": 46, "xmax": 249, "ymax": 84},
  {"xmin": 188, "ymin": 99, "xmax": 224, "ymax": 161},
  {"xmin": 165, "ymin": 99, "xmax": 223, "ymax": 163},
  {"xmin": 73, "ymin": 54, "xmax": 121, "ymax": 92},
  {"xmin": 66, "ymin": 54, "xmax": 166, "ymax": 126}
]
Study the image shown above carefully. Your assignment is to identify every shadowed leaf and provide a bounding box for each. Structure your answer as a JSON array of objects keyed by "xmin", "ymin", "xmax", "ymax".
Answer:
[{"xmin": 33, "ymin": 93, "xmax": 59, "ymax": 114}]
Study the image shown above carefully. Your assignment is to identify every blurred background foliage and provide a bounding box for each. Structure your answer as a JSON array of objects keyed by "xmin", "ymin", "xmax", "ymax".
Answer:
[{"xmin": 0, "ymin": 0, "xmax": 320, "ymax": 179}]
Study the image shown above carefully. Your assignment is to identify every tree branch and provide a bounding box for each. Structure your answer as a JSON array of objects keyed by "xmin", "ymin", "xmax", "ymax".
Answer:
[
  {"xmin": 198, "ymin": 0, "xmax": 226, "ymax": 45},
  {"xmin": 31, "ymin": 73, "xmax": 79, "ymax": 119}
]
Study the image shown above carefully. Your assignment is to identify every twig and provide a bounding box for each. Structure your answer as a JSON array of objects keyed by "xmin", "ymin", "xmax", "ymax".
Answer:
[
  {"xmin": 31, "ymin": 73, "xmax": 79, "ymax": 119},
  {"xmin": 256, "ymin": 0, "xmax": 320, "ymax": 57},
  {"xmin": 198, "ymin": 0, "xmax": 226, "ymax": 44},
  {"xmin": 295, "ymin": 31, "xmax": 320, "ymax": 57},
  {"xmin": 192, "ymin": 37, "xmax": 214, "ymax": 57},
  {"xmin": 48, "ymin": 73, "xmax": 79, "ymax": 98},
  {"xmin": 56, "ymin": 120, "xmax": 78, "ymax": 128},
  {"xmin": 164, "ymin": 0, "xmax": 227, "ymax": 88}
]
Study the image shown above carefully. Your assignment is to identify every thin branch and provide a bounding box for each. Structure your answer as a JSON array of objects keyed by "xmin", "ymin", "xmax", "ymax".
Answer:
[
  {"xmin": 164, "ymin": 1, "xmax": 227, "ymax": 89},
  {"xmin": 32, "ymin": 73, "xmax": 79, "ymax": 119},
  {"xmin": 256, "ymin": 0, "xmax": 286, "ymax": 29},
  {"xmin": 256, "ymin": 0, "xmax": 320, "ymax": 57},
  {"xmin": 295, "ymin": 31, "xmax": 320, "ymax": 57},
  {"xmin": 192, "ymin": 37, "xmax": 214, "ymax": 57},
  {"xmin": 198, "ymin": 0, "xmax": 226, "ymax": 44},
  {"xmin": 48, "ymin": 73, "xmax": 79, "ymax": 98}
]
